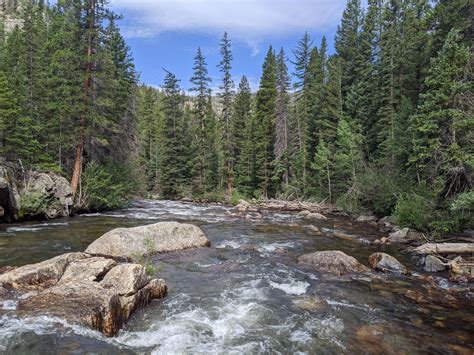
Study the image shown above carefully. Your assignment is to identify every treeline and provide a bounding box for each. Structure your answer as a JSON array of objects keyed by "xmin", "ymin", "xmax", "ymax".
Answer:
[
  {"xmin": 0, "ymin": 0, "xmax": 138, "ymax": 209},
  {"xmin": 137, "ymin": 0, "xmax": 472, "ymax": 233}
]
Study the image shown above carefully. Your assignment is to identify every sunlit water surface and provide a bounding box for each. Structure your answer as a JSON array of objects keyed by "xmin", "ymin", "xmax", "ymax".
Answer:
[{"xmin": 0, "ymin": 200, "xmax": 472, "ymax": 354}]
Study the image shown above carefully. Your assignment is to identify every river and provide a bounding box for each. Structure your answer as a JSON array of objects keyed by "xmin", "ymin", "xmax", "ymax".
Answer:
[{"xmin": 0, "ymin": 200, "xmax": 472, "ymax": 353}]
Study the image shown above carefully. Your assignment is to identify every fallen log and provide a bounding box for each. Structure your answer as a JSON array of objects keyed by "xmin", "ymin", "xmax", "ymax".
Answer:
[{"xmin": 414, "ymin": 243, "xmax": 474, "ymax": 255}]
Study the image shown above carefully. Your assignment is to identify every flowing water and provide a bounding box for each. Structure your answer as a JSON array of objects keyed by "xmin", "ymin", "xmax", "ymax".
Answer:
[{"xmin": 0, "ymin": 200, "xmax": 472, "ymax": 354}]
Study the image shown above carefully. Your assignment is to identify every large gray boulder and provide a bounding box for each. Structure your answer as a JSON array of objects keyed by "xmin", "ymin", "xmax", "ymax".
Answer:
[
  {"xmin": 85, "ymin": 221, "xmax": 210, "ymax": 258},
  {"xmin": 0, "ymin": 163, "xmax": 73, "ymax": 221},
  {"xmin": 368, "ymin": 252, "xmax": 409, "ymax": 274},
  {"xmin": 423, "ymin": 255, "xmax": 446, "ymax": 272},
  {"xmin": 1, "ymin": 253, "xmax": 167, "ymax": 337},
  {"xmin": 298, "ymin": 250, "xmax": 370, "ymax": 275},
  {"xmin": 26, "ymin": 171, "xmax": 73, "ymax": 219}
]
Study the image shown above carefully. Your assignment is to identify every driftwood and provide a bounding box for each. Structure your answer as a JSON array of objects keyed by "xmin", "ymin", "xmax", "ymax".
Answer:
[{"xmin": 414, "ymin": 243, "xmax": 474, "ymax": 255}]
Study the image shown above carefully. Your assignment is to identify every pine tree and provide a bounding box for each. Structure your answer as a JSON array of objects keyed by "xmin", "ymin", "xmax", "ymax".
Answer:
[
  {"xmin": 71, "ymin": 0, "xmax": 112, "ymax": 199},
  {"xmin": 189, "ymin": 47, "xmax": 212, "ymax": 193},
  {"xmin": 137, "ymin": 86, "xmax": 160, "ymax": 188},
  {"xmin": 232, "ymin": 75, "xmax": 252, "ymax": 187},
  {"xmin": 274, "ymin": 48, "xmax": 291, "ymax": 190},
  {"xmin": 290, "ymin": 32, "xmax": 313, "ymax": 190},
  {"xmin": 254, "ymin": 46, "xmax": 277, "ymax": 198},
  {"xmin": 217, "ymin": 32, "xmax": 234, "ymax": 198},
  {"xmin": 409, "ymin": 29, "xmax": 472, "ymax": 198},
  {"xmin": 43, "ymin": 0, "xmax": 83, "ymax": 169},
  {"xmin": 159, "ymin": 71, "xmax": 188, "ymax": 198},
  {"xmin": 335, "ymin": 0, "xmax": 363, "ymax": 98}
]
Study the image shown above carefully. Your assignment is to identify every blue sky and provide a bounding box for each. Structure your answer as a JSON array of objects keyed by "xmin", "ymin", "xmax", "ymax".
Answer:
[{"xmin": 110, "ymin": 0, "xmax": 349, "ymax": 92}]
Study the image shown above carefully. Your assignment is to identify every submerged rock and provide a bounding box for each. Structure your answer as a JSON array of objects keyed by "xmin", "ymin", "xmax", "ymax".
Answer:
[
  {"xmin": 298, "ymin": 250, "xmax": 369, "ymax": 275},
  {"xmin": 423, "ymin": 255, "xmax": 446, "ymax": 272},
  {"xmin": 368, "ymin": 252, "xmax": 409, "ymax": 274},
  {"xmin": 85, "ymin": 221, "xmax": 210, "ymax": 258},
  {"xmin": 292, "ymin": 295, "xmax": 328, "ymax": 311},
  {"xmin": 1, "ymin": 254, "xmax": 167, "ymax": 336},
  {"xmin": 304, "ymin": 212, "xmax": 327, "ymax": 221},
  {"xmin": 356, "ymin": 215, "xmax": 377, "ymax": 222}
]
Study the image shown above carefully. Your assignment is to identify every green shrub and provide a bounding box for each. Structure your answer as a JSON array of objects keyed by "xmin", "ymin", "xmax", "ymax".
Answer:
[
  {"xmin": 80, "ymin": 161, "xmax": 135, "ymax": 211},
  {"xmin": 230, "ymin": 190, "xmax": 249, "ymax": 206},
  {"xmin": 352, "ymin": 167, "xmax": 401, "ymax": 216},
  {"xmin": 336, "ymin": 192, "xmax": 362, "ymax": 214},
  {"xmin": 19, "ymin": 191, "xmax": 49, "ymax": 218},
  {"xmin": 394, "ymin": 193, "xmax": 435, "ymax": 231}
]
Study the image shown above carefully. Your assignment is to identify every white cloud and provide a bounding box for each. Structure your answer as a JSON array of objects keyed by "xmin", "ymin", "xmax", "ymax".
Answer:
[{"xmin": 111, "ymin": 0, "xmax": 346, "ymax": 53}]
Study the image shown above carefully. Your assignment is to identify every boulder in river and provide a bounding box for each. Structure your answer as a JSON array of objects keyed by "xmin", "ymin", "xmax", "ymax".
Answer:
[
  {"xmin": 85, "ymin": 221, "xmax": 210, "ymax": 259},
  {"xmin": 423, "ymin": 255, "xmax": 446, "ymax": 272},
  {"xmin": 388, "ymin": 228, "xmax": 423, "ymax": 243},
  {"xmin": 304, "ymin": 212, "xmax": 327, "ymax": 221},
  {"xmin": 368, "ymin": 252, "xmax": 409, "ymax": 274},
  {"xmin": 235, "ymin": 200, "xmax": 250, "ymax": 212},
  {"xmin": 356, "ymin": 215, "xmax": 377, "ymax": 223},
  {"xmin": 0, "ymin": 253, "xmax": 167, "ymax": 337},
  {"xmin": 298, "ymin": 250, "xmax": 370, "ymax": 275}
]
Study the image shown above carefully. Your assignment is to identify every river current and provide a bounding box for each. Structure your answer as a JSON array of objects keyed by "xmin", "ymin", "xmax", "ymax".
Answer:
[{"xmin": 0, "ymin": 200, "xmax": 472, "ymax": 354}]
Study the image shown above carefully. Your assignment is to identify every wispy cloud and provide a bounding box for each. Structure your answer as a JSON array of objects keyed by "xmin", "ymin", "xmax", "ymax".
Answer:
[{"xmin": 111, "ymin": 0, "xmax": 346, "ymax": 54}]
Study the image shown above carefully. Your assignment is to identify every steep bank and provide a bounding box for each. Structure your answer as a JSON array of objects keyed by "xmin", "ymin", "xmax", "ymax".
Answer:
[{"xmin": 0, "ymin": 162, "xmax": 73, "ymax": 222}]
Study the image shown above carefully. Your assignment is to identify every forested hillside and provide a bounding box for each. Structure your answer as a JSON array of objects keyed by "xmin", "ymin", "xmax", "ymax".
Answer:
[{"xmin": 0, "ymin": 0, "xmax": 472, "ymax": 234}]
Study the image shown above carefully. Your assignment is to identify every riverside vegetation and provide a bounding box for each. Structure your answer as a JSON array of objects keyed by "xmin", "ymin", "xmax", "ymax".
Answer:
[{"xmin": 0, "ymin": 0, "xmax": 472, "ymax": 237}]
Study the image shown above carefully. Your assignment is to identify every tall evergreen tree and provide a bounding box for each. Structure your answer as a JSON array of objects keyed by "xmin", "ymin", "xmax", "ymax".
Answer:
[
  {"xmin": 274, "ymin": 48, "xmax": 291, "ymax": 190},
  {"xmin": 189, "ymin": 47, "xmax": 213, "ymax": 193},
  {"xmin": 290, "ymin": 32, "xmax": 313, "ymax": 190},
  {"xmin": 254, "ymin": 46, "xmax": 277, "ymax": 198},
  {"xmin": 409, "ymin": 29, "xmax": 472, "ymax": 198},
  {"xmin": 232, "ymin": 75, "xmax": 252, "ymax": 187},
  {"xmin": 217, "ymin": 32, "xmax": 234, "ymax": 197},
  {"xmin": 335, "ymin": 0, "xmax": 363, "ymax": 98},
  {"xmin": 159, "ymin": 71, "xmax": 188, "ymax": 198}
]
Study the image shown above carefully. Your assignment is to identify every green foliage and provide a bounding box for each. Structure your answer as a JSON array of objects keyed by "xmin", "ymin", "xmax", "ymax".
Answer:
[
  {"xmin": 394, "ymin": 193, "xmax": 435, "ymax": 231},
  {"xmin": 132, "ymin": 238, "xmax": 164, "ymax": 277},
  {"xmin": 352, "ymin": 167, "xmax": 401, "ymax": 217},
  {"xmin": 81, "ymin": 161, "xmax": 133, "ymax": 211},
  {"xmin": 19, "ymin": 191, "xmax": 49, "ymax": 219}
]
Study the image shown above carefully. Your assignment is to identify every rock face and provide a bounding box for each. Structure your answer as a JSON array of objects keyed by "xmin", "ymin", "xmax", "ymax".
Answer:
[
  {"xmin": 26, "ymin": 171, "xmax": 73, "ymax": 219},
  {"xmin": 0, "ymin": 163, "xmax": 73, "ymax": 221},
  {"xmin": 86, "ymin": 221, "xmax": 210, "ymax": 258},
  {"xmin": 368, "ymin": 252, "xmax": 409, "ymax": 274},
  {"xmin": 298, "ymin": 250, "xmax": 370, "ymax": 275},
  {"xmin": 0, "ymin": 164, "xmax": 21, "ymax": 222},
  {"xmin": 0, "ymin": 253, "xmax": 167, "ymax": 337}
]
